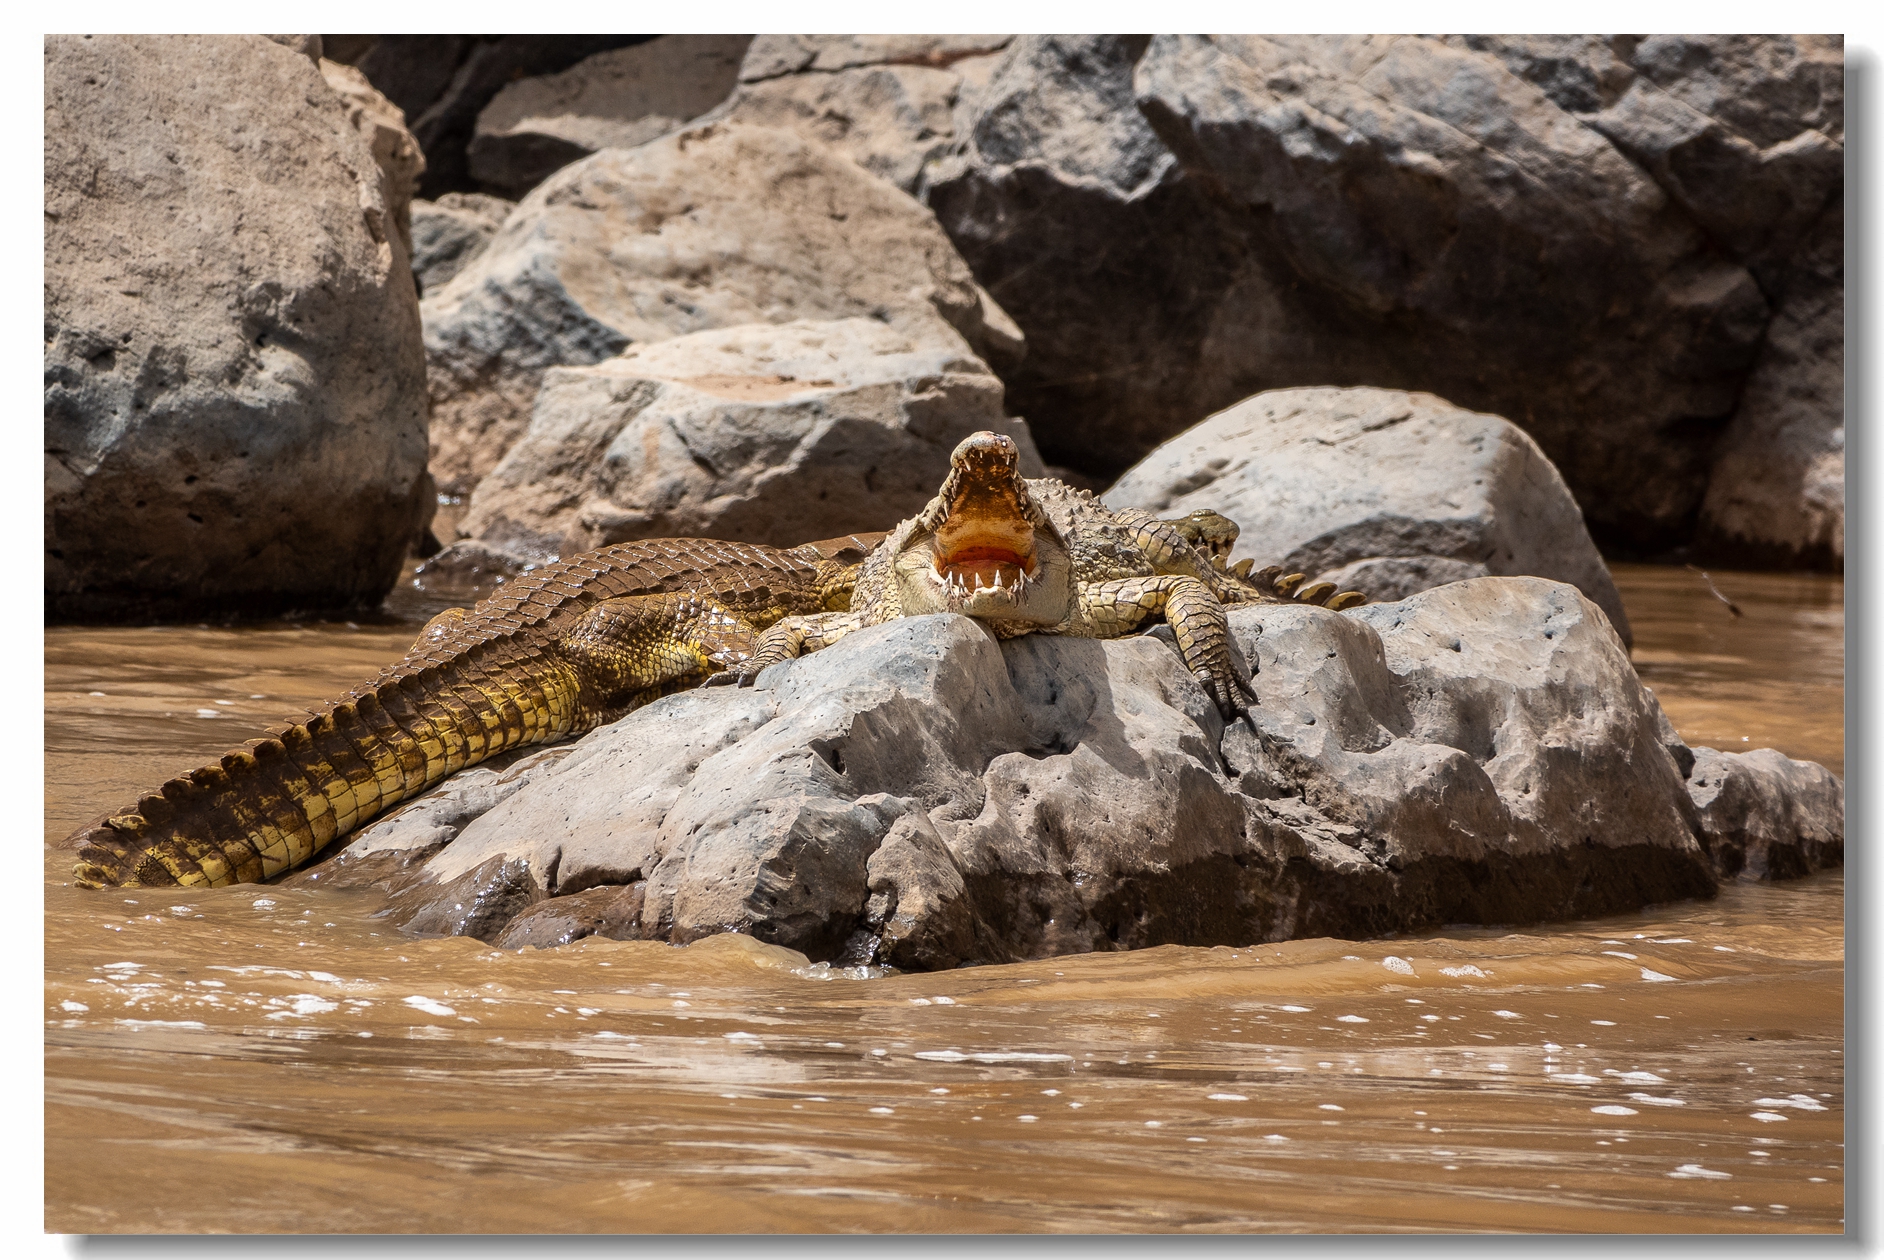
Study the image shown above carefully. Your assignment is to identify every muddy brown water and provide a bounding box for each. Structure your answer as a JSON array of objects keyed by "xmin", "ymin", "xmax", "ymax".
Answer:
[{"xmin": 44, "ymin": 564, "xmax": 1843, "ymax": 1233}]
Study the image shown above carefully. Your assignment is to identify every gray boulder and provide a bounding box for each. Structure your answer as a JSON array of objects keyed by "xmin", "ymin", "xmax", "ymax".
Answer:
[
  {"xmin": 923, "ymin": 34, "xmax": 1839, "ymax": 554},
  {"xmin": 45, "ymin": 34, "xmax": 430, "ymax": 621},
  {"xmin": 1103, "ymin": 387, "xmax": 1632, "ymax": 645},
  {"xmin": 1684, "ymin": 746, "xmax": 1844, "ymax": 880},
  {"xmin": 326, "ymin": 575, "xmax": 1836, "ymax": 966},
  {"xmin": 1697, "ymin": 196, "xmax": 1844, "ymax": 568},
  {"xmin": 458, "ymin": 317, "xmax": 1040, "ymax": 559},
  {"xmin": 466, "ymin": 35, "xmax": 751, "ymax": 197},
  {"xmin": 712, "ymin": 35, "xmax": 1013, "ymax": 194},
  {"xmin": 319, "ymin": 57, "xmax": 425, "ymax": 258},
  {"xmin": 419, "ymin": 122, "xmax": 1026, "ymax": 496},
  {"xmin": 410, "ymin": 192, "xmax": 515, "ymax": 296}
]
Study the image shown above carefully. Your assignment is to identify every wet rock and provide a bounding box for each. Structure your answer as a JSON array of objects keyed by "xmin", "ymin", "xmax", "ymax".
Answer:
[
  {"xmin": 459, "ymin": 317, "xmax": 1040, "ymax": 559},
  {"xmin": 390, "ymin": 855, "xmax": 546, "ymax": 942},
  {"xmin": 299, "ymin": 574, "xmax": 1841, "ymax": 968},
  {"xmin": 1103, "ymin": 387, "xmax": 1632, "ymax": 645},
  {"xmin": 1684, "ymin": 746, "xmax": 1844, "ymax": 880},
  {"xmin": 494, "ymin": 883, "xmax": 648, "ymax": 949},
  {"xmin": 927, "ymin": 34, "xmax": 1781, "ymax": 551},
  {"xmin": 711, "ymin": 35, "xmax": 1012, "ymax": 194},
  {"xmin": 419, "ymin": 122, "xmax": 1025, "ymax": 495},
  {"xmin": 410, "ymin": 193, "xmax": 514, "ymax": 295},
  {"xmin": 1698, "ymin": 197, "xmax": 1844, "ymax": 568},
  {"xmin": 45, "ymin": 34, "xmax": 430, "ymax": 622},
  {"xmin": 467, "ymin": 35, "xmax": 751, "ymax": 197}
]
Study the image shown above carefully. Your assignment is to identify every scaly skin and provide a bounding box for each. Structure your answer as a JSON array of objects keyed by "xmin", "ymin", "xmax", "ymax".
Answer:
[
  {"xmin": 68, "ymin": 535, "xmax": 873, "ymax": 889},
  {"xmin": 723, "ymin": 433, "xmax": 1365, "ymax": 717}
]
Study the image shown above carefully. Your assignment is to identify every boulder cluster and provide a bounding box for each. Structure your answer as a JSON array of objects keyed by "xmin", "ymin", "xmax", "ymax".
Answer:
[
  {"xmin": 45, "ymin": 33, "xmax": 1841, "ymax": 621},
  {"xmin": 46, "ymin": 35, "xmax": 1843, "ymax": 962}
]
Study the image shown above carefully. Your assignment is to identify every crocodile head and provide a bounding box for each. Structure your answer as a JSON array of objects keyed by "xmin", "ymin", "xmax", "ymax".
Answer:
[{"xmin": 890, "ymin": 431, "xmax": 1072, "ymax": 625}]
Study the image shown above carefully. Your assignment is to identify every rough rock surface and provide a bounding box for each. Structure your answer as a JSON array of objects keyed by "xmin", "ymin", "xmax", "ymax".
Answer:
[
  {"xmin": 1697, "ymin": 196, "xmax": 1844, "ymax": 568},
  {"xmin": 45, "ymin": 34, "xmax": 431, "ymax": 621},
  {"xmin": 924, "ymin": 34, "xmax": 1837, "ymax": 554},
  {"xmin": 333, "ymin": 35, "xmax": 654, "ymax": 197},
  {"xmin": 1684, "ymin": 746, "xmax": 1844, "ymax": 880},
  {"xmin": 315, "ymin": 576, "xmax": 1837, "ymax": 965},
  {"xmin": 419, "ymin": 122, "xmax": 1027, "ymax": 496},
  {"xmin": 1104, "ymin": 387, "xmax": 1632, "ymax": 644},
  {"xmin": 460, "ymin": 317, "xmax": 1041, "ymax": 559},
  {"xmin": 712, "ymin": 35, "xmax": 1013, "ymax": 194},
  {"xmin": 319, "ymin": 58, "xmax": 425, "ymax": 256},
  {"xmin": 409, "ymin": 192, "xmax": 515, "ymax": 295},
  {"xmin": 467, "ymin": 36, "xmax": 751, "ymax": 197}
]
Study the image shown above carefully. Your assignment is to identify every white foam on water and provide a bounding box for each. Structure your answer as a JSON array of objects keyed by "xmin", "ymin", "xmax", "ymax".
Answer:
[
  {"xmin": 1750, "ymin": 1112, "xmax": 1790, "ymax": 1123},
  {"xmin": 1628, "ymin": 1093, "xmax": 1686, "ymax": 1107},
  {"xmin": 1670, "ymin": 1165, "xmax": 1732, "ymax": 1180},
  {"xmin": 403, "ymin": 995, "xmax": 456, "ymax": 1017},
  {"xmin": 1641, "ymin": 969, "xmax": 1677, "ymax": 983},
  {"xmin": 1755, "ymin": 1095, "xmax": 1828, "ymax": 1111},
  {"xmin": 1492, "ymin": 1010, "xmax": 1521, "ymax": 1019},
  {"xmin": 1591, "ymin": 1020, "xmax": 1618, "ymax": 1026},
  {"xmin": 1208, "ymin": 1093, "xmax": 1248, "ymax": 1101},
  {"xmin": 60, "ymin": 1001, "xmax": 88, "ymax": 1013},
  {"xmin": 1551, "ymin": 1073, "xmax": 1601, "ymax": 1084},
  {"xmin": 1591, "ymin": 1105, "xmax": 1638, "ymax": 1116},
  {"xmin": 1319, "ymin": 1104, "xmax": 1344, "ymax": 1111},
  {"xmin": 1382, "ymin": 957, "xmax": 1414, "ymax": 975},
  {"xmin": 1280, "ymin": 1005, "xmax": 1312, "ymax": 1013}
]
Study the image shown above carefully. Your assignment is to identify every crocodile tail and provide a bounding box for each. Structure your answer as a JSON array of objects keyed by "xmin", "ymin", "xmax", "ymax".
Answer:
[{"xmin": 68, "ymin": 647, "xmax": 575, "ymax": 889}]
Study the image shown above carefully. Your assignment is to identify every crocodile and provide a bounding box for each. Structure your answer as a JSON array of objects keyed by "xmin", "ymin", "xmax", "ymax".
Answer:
[
  {"xmin": 68, "ymin": 535, "xmax": 876, "ymax": 890},
  {"xmin": 718, "ymin": 431, "xmax": 1363, "ymax": 717}
]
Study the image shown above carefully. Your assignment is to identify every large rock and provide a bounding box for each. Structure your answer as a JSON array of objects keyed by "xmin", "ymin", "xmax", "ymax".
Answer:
[
  {"xmin": 44, "ymin": 34, "xmax": 431, "ymax": 621},
  {"xmin": 317, "ymin": 575, "xmax": 1837, "ymax": 966},
  {"xmin": 459, "ymin": 317, "xmax": 1040, "ymax": 560},
  {"xmin": 711, "ymin": 35, "xmax": 1013, "ymax": 194},
  {"xmin": 335, "ymin": 35, "xmax": 655, "ymax": 197},
  {"xmin": 1104, "ymin": 387, "xmax": 1632, "ymax": 643},
  {"xmin": 466, "ymin": 36, "xmax": 751, "ymax": 197},
  {"xmin": 409, "ymin": 192, "xmax": 515, "ymax": 295},
  {"xmin": 923, "ymin": 34, "xmax": 1836, "ymax": 554},
  {"xmin": 319, "ymin": 58, "xmax": 425, "ymax": 257},
  {"xmin": 419, "ymin": 122, "xmax": 1026, "ymax": 495},
  {"xmin": 1683, "ymin": 746, "xmax": 1844, "ymax": 880},
  {"xmin": 1697, "ymin": 195, "xmax": 1844, "ymax": 568}
]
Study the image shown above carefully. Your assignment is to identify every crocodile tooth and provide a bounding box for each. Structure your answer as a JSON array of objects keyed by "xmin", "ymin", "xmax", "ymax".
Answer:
[
  {"xmin": 974, "ymin": 572, "xmax": 984, "ymax": 590},
  {"xmin": 993, "ymin": 568, "xmax": 1004, "ymax": 590}
]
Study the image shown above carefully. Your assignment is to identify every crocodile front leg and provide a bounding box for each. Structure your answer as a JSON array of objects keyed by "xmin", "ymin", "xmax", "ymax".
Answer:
[
  {"xmin": 706, "ymin": 610, "xmax": 869, "ymax": 687},
  {"xmin": 1067, "ymin": 576, "xmax": 1256, "ymax": 719}
]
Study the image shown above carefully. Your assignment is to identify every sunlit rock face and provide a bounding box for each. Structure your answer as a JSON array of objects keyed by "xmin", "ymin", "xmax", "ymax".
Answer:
[{"xmin": 317, "ymin": 576, "xmax": 1838, "ymax": 968}]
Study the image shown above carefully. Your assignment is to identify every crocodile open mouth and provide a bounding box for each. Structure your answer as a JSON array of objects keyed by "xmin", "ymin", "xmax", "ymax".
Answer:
[{"xmin": 934, "ymin": 537, "xmax": 1036, "ymax": 597}]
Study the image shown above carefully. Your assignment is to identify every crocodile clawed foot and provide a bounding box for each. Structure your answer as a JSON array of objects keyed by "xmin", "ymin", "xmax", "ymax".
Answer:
[{"xmin": 701, "ymin": 669, "xmax": 758, "ymax": 689}]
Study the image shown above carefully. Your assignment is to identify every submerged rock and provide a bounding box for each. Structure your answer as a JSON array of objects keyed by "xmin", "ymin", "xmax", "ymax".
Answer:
[
  {"xmin": 315, "ymin": 576, "xmax": 1840, "ymax": 965},
  {"xmin": 1103, "ymin": 387, "xmax": 1632, "ymax": 644}
]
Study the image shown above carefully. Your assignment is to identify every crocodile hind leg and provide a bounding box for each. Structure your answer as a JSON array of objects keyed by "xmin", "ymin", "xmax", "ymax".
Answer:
[
  {"xmin": 1070, "ymin": 575, "xmax": 1256, "ymax": 719},
  {"xmin": 557, "ymin": 592, "xmax": 767, "ymax": 719}
]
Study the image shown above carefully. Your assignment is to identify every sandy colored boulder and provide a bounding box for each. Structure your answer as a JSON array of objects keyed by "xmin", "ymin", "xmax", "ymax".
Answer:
[
  {"xmin": 713, "ymin": 35, "xmax": 1012, "ymax": 194},
  {"xmin": 320, "ymin": 57, "xmax": 425, "ymax": 256},
  {"xmin": 420, "ymin": 122, "xmax": 1025, "ymax": 495},
  {"xmin": 1103, "ymin": 387, "xmax": 1632, "ymax": 645},
  {"xmin": 460, "ymin": 317, "xmax": 1039, "ymax": 559},
  {"xmin": 467, "ymin": 35, "xmax": 751, "ymax": 196},
  {"xmin": 45, "ymin": 34, "xmax": 430, "ymax": 621}
]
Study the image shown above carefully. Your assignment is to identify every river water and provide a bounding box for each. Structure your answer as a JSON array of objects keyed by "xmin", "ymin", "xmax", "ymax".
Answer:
[{"xmin": 43, "ymin": 564, "xmax": 1844, "ymax": 1233}]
